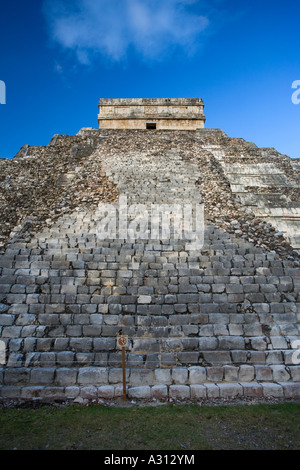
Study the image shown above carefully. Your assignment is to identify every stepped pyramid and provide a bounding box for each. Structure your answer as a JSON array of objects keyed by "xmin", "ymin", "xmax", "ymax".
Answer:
[{"xmin": 0, "ymin": 98, "xmax": 300, "ymax": 403}]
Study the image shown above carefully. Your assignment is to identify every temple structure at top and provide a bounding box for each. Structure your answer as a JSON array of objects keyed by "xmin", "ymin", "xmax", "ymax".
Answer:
[{"xmin": 97, "ymin": 98, "xmax": 206, "ymax": 130}]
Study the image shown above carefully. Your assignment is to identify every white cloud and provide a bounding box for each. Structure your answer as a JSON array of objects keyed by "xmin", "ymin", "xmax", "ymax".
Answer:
[{"xmin": 43, "ymin": 0, "xmax": 210, "ymax": 63}]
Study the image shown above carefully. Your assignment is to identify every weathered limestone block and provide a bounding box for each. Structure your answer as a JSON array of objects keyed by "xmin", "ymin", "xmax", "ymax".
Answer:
[
  {"xmin": 190, "ymin": 384, "xmax": 207, "ymax": 399},
  {"xmin": 238, "ymin": 365, "xmax": 255, "ymax": 382},
  {"xmin": 240, "ymin": 382, "xmax": 263, "ymax": 398},
  {"xmin": 152, "ymin": 385, "xmax": 168, "ymax": 400},
  {"xmin": 129, "ymin": 369, "xmax": 154, "ymax": 387},
  {"xmin": 262, "ymin": 383, "xmax": 284, "ymax": 398},
  {"xmin": 80, "ymin": 386, "xmax": 98, "ymax": 400},
  {"xmin": 1, "ymin": 127, "xmax": 300, "ymax": 403},
  {"xmin": 55, "ymin": 368, "xmax": 78, "ymax": 386},
  {"xmin": 280, "ymin": 382, "xmax": 300, "ymax": 398},
  {"xmin": 172, "ymin": 367, "xmax": 188, "ymax": 384},
  {"xmin": 188, "ymin": 366, "xmax": 206, "ymax": 384},
  {"xmin": 271, "ymin": 365, "xmax": 291, "ymax": 382},
  {"xmin": 30, "ymin": 368, "xmax": 55, "ymax": 385},
  {"xmin": 4, "ymin": 368, "xmax": 30, "ymax": 385},
  {"xmin": 205, "ymin": 383, "xmax": 220, "ymax": 398},
  {"xmin": 154, "ymin": 368, "xmax": 172, "ymax": 385},
  {"xmin": 218, "ymin": 383, "xmax": 243, "ymax": 399},
  {"xmin": 98, "ymin": 385, "xmax": 115, "ymax": 399}
]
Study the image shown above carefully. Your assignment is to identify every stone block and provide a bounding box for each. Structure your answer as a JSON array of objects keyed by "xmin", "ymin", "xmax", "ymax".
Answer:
[
  {"xmin": 137, "ymin": 295, "xmax": 152, "ymax": 304},
  {"xmin": 98, "ymin": 385, "xmax": 115, "ymax": 399},
  {"xmin": 7, "ymin": 294, "xmax": 26, "ymax": 304},
  {"xmin": 172, "ymin": 367, "xmax": 188, "ymax": 384},
  {"xmin": 30, "ymin": 368, "xmax": 55, "ymax": 385},
  {"xmin": 65, "ymin": 386, "xmax": 80, "ymax": 399},
  {"xmin": 0, "ymin": 315, "xmax": 15, "ymax": 326},
  {"xmin": 240, "ymin": 382, "xmax": 263, "ymax": 398},
  {"xmin": 189, "ymin": 366, "xmax": 206, "ymax": 384},
  {"xmin": 290, "ymin": 366, "xmax": 300, "ymax": 381},
  {"xmin": 108, "ymin": 368, "xmax": 129, "ymax": 384},
  {"xmin": 270, "ymin": 365, "xmax": 290, "ymax": 382},
  {"xmin": 177, "ymin": 351, "xmax": 199, "ymax": 364},
  {"xmin": 55, "ymin": 368, "xmax": 78, "ymax": 386},
  {"xmin": 152, "ymin": 385, "xmax": 168, "ymax": 400},
  {"xmin": 223, "ymin": 365, "xmax": 239, "ymax": 382},
  {"xmin": 128, "ymin": 386, "xmax": 151, "ymax": 399},
  {"xmin": 82, "ymin": 325, "xmax": 102, "ymax": 337},
  {"xmin": 190, "ymin": 384, "xmax": 207, "ymax": 400},
  {"xmin": 271, "ymin": 336, "xmax": 288, "ymax": 349},
  {"xmin": 129, "ymin": 369, "xmax": 154, "ymax": 386},
  {"xmin": 218, "ymin": 383, "xmax": 243, "ymax": 399},
  {"xmin": 205, "ymin": 383, "xmax": 220, "ymax": 398},
  {"xmin": 1, "ymin": 386, "xmax": 21, "ymax": 399},
  {"xmin": 255, "ymin": 366, "xmax": 272, "ymax": 381},
  {"xmin": 2, "ymin": 326, "xmax": 22, "ymax": 338},
  {"xmin": 199, "ymin": 337, "xmax": 218, "ymax": 350},
  {"xmin": 154, "ymin": 368, "xmax": 171, "ymax": 385},
  {"xmin": 80, "ymin": 386, "xmax": 98, "ymax": 400},
  {"xmin": 39, "ymin": 387, "xmax": 65, "ymax": 401},
  {"xmin": 39, "ymin": 352, "xmax": 56, "ymax": 367},
  {"xmin": 249, "ymin": 337, "xmax": 268, "ymax": 351},
  {"xmin": 228, "ymin": 324, "xmax": 243, "ymax": 335},
  {"xmin": 4, "ymin": 368, "xmax": 30, "ymax": 385},
  {"xmin": 202, "ymin": 351, "xmax": 231, "ymax": 365},
  {"xmin": 238, "ymin": 365, "xmax": 255, "ymax": 382},
  {"xmin": 77, "ymin": 367, "xmax": 108, "ymax": 385},
  {"xmin": 6, "ymin": 353, "xmax": 23, "ymax": 367},
  {"xmin": 70, "ymin": 338, "xmax": 93, "ymax": 352},
  {"xmin": 21, "ymin": 386, "xmax": 44, "ymax": 399},
  {"xmin": 262, "ymin": 382, "xmax": 284, "ymax": 398},
  {"xmin": 160, "ymin": 353, "xmax": 177, "ymax": 366},
  {"xmin": 169, "ymin": 385, "xmax": 190, "ymax": 399},
  {"xmin": 132, "ymin": 339, "xmax": 160, "ymax": 353},
  {"xmin": 218, "ymin": 336, "xmax": 245, "ymax": 350},
  {"xmin": 265, "ymin": 351, "xmax": 284, "ymax": 364},
  {"xmin": 56, "ymin": 351, "xmax": 75, "ymax": 367},
  {"xmin": 207, "ymin": 367, "xmax": 223, "ymax": 382},
  {"xmin": 93, "ymin": 338, "xmax": 116, "ymax": 351}
]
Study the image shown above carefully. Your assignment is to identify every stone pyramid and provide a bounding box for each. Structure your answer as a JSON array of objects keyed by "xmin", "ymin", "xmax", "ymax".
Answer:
[{"xmin": 0, "ymin": 127, "xmax": 300, "ymax": 403}]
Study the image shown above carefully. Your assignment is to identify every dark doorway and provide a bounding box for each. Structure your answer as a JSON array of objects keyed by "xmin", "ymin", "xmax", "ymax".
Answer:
[{"xmin": 146, "ymin": 123, "xmax": 156, "ymax": 130}]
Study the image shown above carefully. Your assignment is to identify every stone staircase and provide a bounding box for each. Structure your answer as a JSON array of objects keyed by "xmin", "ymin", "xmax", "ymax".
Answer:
[{"xmin": 0, "ymin": 129, "xmax": 300, "ymax": 403}]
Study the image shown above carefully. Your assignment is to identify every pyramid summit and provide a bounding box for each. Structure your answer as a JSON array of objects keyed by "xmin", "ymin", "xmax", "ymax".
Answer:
[{"xmin": 0, "ymin": 99, "xmax": 300, "ymax": 404}]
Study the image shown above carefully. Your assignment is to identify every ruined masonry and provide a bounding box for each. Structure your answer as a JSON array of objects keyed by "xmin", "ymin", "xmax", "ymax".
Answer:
[{"xmin": 0, "ymin": 97, "xmax": 300, "ymax": 403}]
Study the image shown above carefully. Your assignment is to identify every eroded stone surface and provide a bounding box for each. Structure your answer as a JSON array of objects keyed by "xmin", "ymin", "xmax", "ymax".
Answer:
[{"xmin": 0, "ymin": 128, "xmax": 300, "ymax": 402}]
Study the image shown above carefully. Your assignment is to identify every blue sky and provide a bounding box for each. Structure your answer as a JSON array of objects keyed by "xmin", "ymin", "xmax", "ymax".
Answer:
[{"xmin": 0, "ymin": 0, "xmax": 300, "ymax": 159}]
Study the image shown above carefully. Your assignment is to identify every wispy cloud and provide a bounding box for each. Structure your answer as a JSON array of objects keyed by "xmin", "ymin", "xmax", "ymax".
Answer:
[{"xmin": 43, "ymin": 0, "xmax": 211, "ymax": 63}]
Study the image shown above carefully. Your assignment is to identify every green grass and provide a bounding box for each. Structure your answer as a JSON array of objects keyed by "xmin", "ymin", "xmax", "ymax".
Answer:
[{"xmin": 0, "ymin": 403, "xmax": 300, "ymax": 450}]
